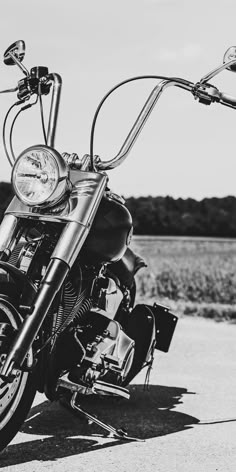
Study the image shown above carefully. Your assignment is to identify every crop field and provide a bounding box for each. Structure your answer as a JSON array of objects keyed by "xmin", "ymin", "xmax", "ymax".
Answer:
[{"xmin": 131, "ymin": 236, "xmax": 236, "ymax": 321}]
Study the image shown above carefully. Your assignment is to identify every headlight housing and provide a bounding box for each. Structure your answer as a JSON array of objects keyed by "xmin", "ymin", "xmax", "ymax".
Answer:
[{"xmin": 12, "ymin": 145, "xmax": 69, "ymax": 207}]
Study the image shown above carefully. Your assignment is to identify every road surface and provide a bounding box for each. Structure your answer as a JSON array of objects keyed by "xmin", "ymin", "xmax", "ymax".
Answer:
[{"xmin": 1, "ymin": 316, "xmax": 236, "ymax": 472}]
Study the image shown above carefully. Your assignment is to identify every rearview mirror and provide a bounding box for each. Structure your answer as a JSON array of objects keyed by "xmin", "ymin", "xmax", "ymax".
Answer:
[
  {"xmin": 223, "ymin": 46, "xmax": 236, "ymax": 72},
  {"xmin": 3, "ymin": 40, "xmax": 25, "ymax": 66}
]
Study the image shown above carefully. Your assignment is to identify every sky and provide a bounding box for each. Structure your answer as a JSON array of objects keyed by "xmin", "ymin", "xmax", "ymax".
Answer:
[{"xmin": 0, "ymin": 0, "xmax": 236, "ymax": 200}]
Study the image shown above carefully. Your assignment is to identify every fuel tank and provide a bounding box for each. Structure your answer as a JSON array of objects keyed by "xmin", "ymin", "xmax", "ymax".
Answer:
[{"xmin": 84, "ymin": 192, "xmax": 133, "ymax": 262}]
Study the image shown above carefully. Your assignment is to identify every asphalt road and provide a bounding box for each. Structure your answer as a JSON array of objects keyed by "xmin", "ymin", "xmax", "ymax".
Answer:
[{"xmin": 1, "ymin": 316, "xmax": 236, "ymax": 472}]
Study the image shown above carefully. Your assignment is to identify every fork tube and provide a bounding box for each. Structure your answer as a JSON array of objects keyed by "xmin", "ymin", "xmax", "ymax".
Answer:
[
  {"xmin": 46, "ymin": 73, "xmax": 62, "ymax": 147},
  {"xmin": 0, "ymin": 214, "xmax": 18, "ymax": 253},
  {"xmin": 0, "ymin": 258, "xmax": 69, "ymax": 378}
]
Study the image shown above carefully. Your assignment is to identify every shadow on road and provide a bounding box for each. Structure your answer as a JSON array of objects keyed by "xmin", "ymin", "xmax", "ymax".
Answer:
[{"xmin": 0, "ymin": 384, "xmax": 198, "ymax": 466}]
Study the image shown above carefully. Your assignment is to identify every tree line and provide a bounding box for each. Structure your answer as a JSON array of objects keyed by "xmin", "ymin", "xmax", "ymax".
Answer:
[
  {"xmin": 126, "ymin": 195, "xmax": 236, "ymax": 237},
  {"xmin": 1, "ymin": 181, "xmax": 236, "ymax": 236}
]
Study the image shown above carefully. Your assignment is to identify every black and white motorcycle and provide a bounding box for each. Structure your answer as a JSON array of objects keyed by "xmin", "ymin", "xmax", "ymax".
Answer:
[{"xmin": 0, "ymin": 40, "xmax": 235, "ymax": 450}]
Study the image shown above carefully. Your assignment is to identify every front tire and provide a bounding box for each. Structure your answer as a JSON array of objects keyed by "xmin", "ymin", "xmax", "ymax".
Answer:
[{"xmin": 0, "ymin": 288, "xmax": 36, "ymax": 451}]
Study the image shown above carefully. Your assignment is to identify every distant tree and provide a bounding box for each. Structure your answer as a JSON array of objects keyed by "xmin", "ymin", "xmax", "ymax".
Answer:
[
  {"xmin": 0, "ymin": 181, "xmax": 236, "ymax": 237},
  {"xmin": 125, "ymin": 195, "xmax": 236, "ymax": 237}
]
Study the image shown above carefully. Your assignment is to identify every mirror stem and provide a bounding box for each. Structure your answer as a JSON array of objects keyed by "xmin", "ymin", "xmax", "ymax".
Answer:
[
  {"xmin": 200, "ymin": 59, "xmax": 236, "ymax": 84},
  {"xmin": 8, "ymin": 52, "xmax": 29, "ymax": 77}
]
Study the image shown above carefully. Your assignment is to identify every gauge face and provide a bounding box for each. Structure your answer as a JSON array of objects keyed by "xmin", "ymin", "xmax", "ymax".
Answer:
[{"xmin": 12, "ymin": 146, "xmax": 68, "ymax": 206}]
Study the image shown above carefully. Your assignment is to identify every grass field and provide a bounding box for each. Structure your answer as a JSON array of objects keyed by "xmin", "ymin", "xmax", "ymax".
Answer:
[{"xmin": 131, "ymin": 236, "xmax": 236, "ymax": 321}]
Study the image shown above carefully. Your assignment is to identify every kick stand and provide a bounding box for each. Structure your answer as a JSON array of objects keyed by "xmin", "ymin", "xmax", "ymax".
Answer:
[{"xmin": 70, "ymin": 392, "xmax": 144, "ymax": 442}]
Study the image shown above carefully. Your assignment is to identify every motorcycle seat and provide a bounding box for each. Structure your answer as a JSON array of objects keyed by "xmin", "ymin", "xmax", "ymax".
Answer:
[{"xmin": 109, "ymin": 247, "xmax": 147, "ymax": 287}]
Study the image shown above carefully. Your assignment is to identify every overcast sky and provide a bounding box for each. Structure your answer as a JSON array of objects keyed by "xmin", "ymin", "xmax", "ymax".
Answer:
[{"xmin": 0, "ymin": 0, "xmax": 236, "ymax": 199}]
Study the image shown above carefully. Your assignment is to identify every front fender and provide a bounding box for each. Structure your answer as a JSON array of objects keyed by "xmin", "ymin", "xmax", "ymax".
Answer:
[{"xmin": 0, "ymin": 261, "xmax": 37, "ymax": 306}]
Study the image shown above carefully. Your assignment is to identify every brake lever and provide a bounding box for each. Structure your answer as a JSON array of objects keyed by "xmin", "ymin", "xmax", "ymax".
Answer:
[
  {"xmin": 17, "ymin": 67, "xmax": 51, "ymax": 102},
  {"xmin": 0, "ymin": 86, "xmax": 18, "ymax": 94},
  {"xmin": 192, "ymin": 82, "xmax": 221, "ymax": 105},
  {"xmin": 193, "ymin": 81, "xmax": 236, "ymax": 111}
]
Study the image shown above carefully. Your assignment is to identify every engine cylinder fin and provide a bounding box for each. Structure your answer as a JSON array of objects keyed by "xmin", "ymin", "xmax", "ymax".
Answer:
[
  {"xmin": 52, "ymin": 304, "xmax": 67, "ymax": 336},
  {"xmin": 53, "ymin": 273, "xmax": 92, "ymax": 335}
]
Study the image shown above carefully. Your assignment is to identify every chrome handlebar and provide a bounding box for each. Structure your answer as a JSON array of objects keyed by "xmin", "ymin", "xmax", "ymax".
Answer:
[
  {"xmin": 0, "ymin": 71, "xmax": 62, "ymax": 150},
  {"xmin": 95, "ymin": 78, "xmax": 200, "ymax": 171},
  {"xmin": 46, "ymin": 73, "xmax": 62, "ymax": 147},
  {"xmin": 96, "ymin": 71, "xmax": 236, "ymax": 171},
  {"xmin": 219, "ymin": 92, "xmax": 236, "ymax": 109},
  {"xmin": 16, "ymin": 71, "xmax": 62, "ymax": 148},
  {"xmin": 1, "ymin": 56, "xmax": 236, "ymax": 172},
  {"xmin": 97, "ymin": 79, "xmax": 193, "ymax": 171}
]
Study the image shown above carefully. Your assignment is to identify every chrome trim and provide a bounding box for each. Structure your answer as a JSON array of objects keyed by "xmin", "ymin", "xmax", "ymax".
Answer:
[
  {"xmin": 51, "ymin": 222, "xmax": 88, "ymax": 267},
  {"xmin": 97, "ymin": 78, "xmax": 194, "ymax": 171},
  {"xmin": 6, "ymin": 171, "xmax": 108, "ymax": 225},
  {"xmin": 4, "ymin": 40, "xmax": 26, "ymax": 67},
  {"xmin": 52, "ymin": 172, "xmax": 108, "ymax": 266},
  {"xmin": 62, "ymin": 153, "xmax": 91, "ymax": 171},
  {"xmin": 46, "ymin": 73, "xmax": 62, "ymax": 147},
  {"xmin": 65, "ymin": 172, "xmax": 108, "ymax": 223},
  {"xmin": 6, "ymin": 197, "xmax": 67, "ymax": 223},
  {"xmin": 200, "ymin": 59, "xmax": 236, "ymax": 84},
  {"xmin": 80, "ymin": 154, "xmax": 92, "ymax": 171},
  {"xmin": 0, "ymin": 214, "xmax": 18, "ymax": 253},
  {"xmin": 11, "ymin": 145, "xmax": 69, "ymax": 207},
  {"xmin": 8, "ymin": 51, "xmax": 29, "ymax": 76},
  {"xmin": 62, "ymin": 152, "xmax": 80, "ymax": 169},
  {"xmin": 57, "ymin": 374, "xmax": 90, "ymax": 394},
  {"xmin": 92, "ymin": 380, "xmax": 130, "ymax": 399}
]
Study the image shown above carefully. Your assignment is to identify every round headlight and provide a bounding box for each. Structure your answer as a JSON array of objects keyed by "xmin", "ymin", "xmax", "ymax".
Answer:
[{"xmin": 12, "ymin": 145, "xmax": 68, "ymax": 207}]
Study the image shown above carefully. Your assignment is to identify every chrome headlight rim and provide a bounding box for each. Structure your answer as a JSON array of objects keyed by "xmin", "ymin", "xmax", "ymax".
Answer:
[{"xmin": 12, "ymin": 145, "xmax": 69, "ymax": 208}]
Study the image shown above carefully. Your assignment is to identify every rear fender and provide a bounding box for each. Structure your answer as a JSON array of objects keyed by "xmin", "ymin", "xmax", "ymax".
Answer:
[{"xmin": 125, "ymin": 304, "xmax": 156, "ymax": 365}]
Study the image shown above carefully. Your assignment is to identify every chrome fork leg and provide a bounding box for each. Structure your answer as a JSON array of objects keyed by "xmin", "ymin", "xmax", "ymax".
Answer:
[{"xmin": 70, "ymin": 392, "xmax": 144, "ymax": 442}]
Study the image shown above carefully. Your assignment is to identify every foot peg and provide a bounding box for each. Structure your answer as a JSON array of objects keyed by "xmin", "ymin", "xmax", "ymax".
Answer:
[
  {"xmin": 57, "ymin": 374, "xmax": 130, "ymax": 399},
  {"xmin": 92, "ymin": 379, "xmax": 130, "ymax": 399},
  {"xmin": 70, "ymin": 392, "xmax": 143, "ymax": 442}
]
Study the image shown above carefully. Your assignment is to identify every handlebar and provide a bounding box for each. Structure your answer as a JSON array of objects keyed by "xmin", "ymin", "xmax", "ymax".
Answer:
[
  {"xmin": 219, "ymin": 92, "xmax": 236, "ymax": 109},
  {"xmin": 1, "ymin": 56, "xmax": 236, "ymax": 173},
  {"xmin": 46, "ymin": 73, "xmax": 62, "ymax": 147},
  {"xmin": 95, "ymin": 78, "xmax": 236, "ymax": 171},
  {"xmin": 0, "ymin": 70, "xmax": 62, "ymax": 150},
  {"xmin": 16, "ymin": 70, "xmax": 62, "ymax": 147},
  {"xmin": 96, "ymin": 78, "xmax": 194, "ymax": 171}
]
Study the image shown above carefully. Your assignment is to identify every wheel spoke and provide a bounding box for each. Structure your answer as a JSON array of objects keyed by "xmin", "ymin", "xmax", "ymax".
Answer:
[{"xmin": 0, "ymin": 299, "xmax": 32, "ymax": 429}]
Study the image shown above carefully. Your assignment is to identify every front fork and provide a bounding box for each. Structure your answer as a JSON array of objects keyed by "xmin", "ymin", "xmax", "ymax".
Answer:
[
  {"xmin": 0, "ymin": 171, "xmax": 108, "ymax": 381},
  {"xmin": 0, "ymin": 219, "xmax": 89, "ymax": 380}
]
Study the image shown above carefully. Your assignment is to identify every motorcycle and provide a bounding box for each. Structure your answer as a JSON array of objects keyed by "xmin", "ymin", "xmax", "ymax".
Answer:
[{"xmin": 0, "ymin": 40, "xmax": 235, "ymax": 451}]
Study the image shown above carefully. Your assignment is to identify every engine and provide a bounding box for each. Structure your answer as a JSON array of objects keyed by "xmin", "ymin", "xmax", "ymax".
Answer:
[
  {"xmin": 67, "ymin": 310, "xmax": 135, "ymax": 387},
  {"xmin": 9, "ymin": 237, "xmax": 135, "ymax": 396}
]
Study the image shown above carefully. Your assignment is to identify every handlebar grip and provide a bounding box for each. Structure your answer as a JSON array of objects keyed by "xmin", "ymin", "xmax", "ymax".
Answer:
[{"xmin": 219, "ymin": 92, "xmax": 236, "ymax": 109}]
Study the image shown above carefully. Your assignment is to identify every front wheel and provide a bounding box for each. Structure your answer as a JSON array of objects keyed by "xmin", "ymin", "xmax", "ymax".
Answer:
[{"xmin": 0, "ymin": 291, "xmax": 36, "ymax": 451}]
